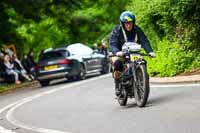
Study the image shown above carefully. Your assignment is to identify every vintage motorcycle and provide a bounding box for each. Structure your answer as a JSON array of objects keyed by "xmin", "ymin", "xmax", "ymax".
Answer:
[{"xmin": 111, "ymin": 42, "xmax": 153, "ymax": 107}]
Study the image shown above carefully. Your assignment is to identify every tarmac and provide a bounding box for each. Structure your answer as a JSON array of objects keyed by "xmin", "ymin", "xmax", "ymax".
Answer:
[
  {"xmin": 1, "ymin": 74, "xmax": 200, "ymax": 94},
  {"xmin": 150, "ymin": 74, "xmax": 200, "ymax": 84}
]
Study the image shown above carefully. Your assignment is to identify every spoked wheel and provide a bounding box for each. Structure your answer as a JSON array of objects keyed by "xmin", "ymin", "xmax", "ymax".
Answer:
[
  {"xmin": 118, "ymin": 85, "xmax": 128, "ymax": 106},
  {"xmin": 134, "ymin": 64, "xmax": 150, "ymax": 107}
]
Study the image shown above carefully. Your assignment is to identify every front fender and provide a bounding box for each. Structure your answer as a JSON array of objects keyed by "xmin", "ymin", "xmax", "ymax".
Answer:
[{"xmin": 136, "ymin": 59, "xmax": 147, "ymax": 65}]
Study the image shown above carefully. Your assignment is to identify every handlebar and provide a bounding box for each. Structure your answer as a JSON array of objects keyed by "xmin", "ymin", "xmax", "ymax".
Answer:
[{"xmin": 109, "ymin": 52, "xmax": 154, "ymax": 58}]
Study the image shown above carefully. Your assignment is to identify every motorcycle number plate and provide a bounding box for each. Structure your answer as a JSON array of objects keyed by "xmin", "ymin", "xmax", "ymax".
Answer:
[{"xmin": 130, "ymin": 55, "xmax": 139, "ymax": 61}]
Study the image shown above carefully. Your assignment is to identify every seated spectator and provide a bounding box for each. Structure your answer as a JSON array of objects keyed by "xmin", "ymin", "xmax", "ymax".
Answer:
[
  {"xmin": 2, "ymin": 46, "xmax": 14, "ymax": 59},
  {"xmin": 12, "ymin": 54, "xmax": 32, "ymax": 81},
  {"xmin": 0, "ymin": 51, "xmax": 14, "ymax": 83},
  {"xmin": 3, "ymin": 54, "xmax": 21, "ymax": 84}
]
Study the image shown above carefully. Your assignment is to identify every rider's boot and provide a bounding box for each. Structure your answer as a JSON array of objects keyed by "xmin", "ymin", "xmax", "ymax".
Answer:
[
  {"xmin": 113, "ymin": 70, "xmax": 122, "ymax": 79},
  {"xmin": 112, "ymin": 70, "xmax": 122, "ymax": 97},
  {"xmin": 112, "ymin": 59, "xmax": 123, "ymax": 97}
]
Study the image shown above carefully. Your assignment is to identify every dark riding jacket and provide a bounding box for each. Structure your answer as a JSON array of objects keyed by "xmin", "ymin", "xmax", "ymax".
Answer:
[{"xmin": 109, "ymin": 25, "xmax": 153, "ymax": 54}]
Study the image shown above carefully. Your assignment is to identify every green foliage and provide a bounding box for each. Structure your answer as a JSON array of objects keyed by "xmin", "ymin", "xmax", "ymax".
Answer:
[
  {"xmin": 127, "ymin": 0, "xmax": 161, "ymax": 50},
  {"xmin": 69, "ymin": 0, "xmax": 128, "ymax": 44},
  {"xmin": 128, "ymin": 0, "xmax": 200, "ymax": 50},
  {"xmin": 16, "ymin": 17, "xmax": 68, "ymax": 59},
  {"xmin": 174, "ymin": 0, "xmax": 200, "ymax": 50},
  {"xmin": 127, "ymin": 0, "xmax": 200, "ymax": 76},
  {"xmin": 0, "ymin": 0, "xmax": 199, "ymax": 77},
  {"xmin": 0, "ymin": 0, "xmax": 128, "ymax": 58},
  {"xmin": 146, "ymin": 39, "xmax": 200, "ymax": 77}
]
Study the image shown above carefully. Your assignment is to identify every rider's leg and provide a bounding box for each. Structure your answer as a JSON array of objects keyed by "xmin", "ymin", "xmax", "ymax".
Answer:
[
  {"xmin": 111, "ymin": 57, "xmax": 124, "ymax": 96},
  {"xmin": 115, "ymin": 79, "xmax": 120, "ymax": 96},
  {"xmin": 111, "ymin": 57, "xmax": 123, "ymax": 79},
  {"xmin": 113, "ymin": 60, "xmax": 123, "ymax": 79}
]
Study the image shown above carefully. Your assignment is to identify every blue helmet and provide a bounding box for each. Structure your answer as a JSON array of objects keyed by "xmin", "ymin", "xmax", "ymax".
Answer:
[{"xmin": 120, "ymin": 11, "xmax": 135, "ymax": 23}]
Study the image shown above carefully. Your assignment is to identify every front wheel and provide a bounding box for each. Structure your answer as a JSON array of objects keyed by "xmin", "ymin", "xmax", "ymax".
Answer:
[
  {"xmin": 118, "ymin": 85, "xmax": 128, "ymax": 106},
  {"xmin": 134, "ymin": 64, "xmax": 150, "ymax": 107}
]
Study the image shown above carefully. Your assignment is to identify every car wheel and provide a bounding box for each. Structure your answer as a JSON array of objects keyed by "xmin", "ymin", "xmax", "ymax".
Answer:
[
  {"xmin": 39, "ymin": 80, "xmax": 50, "ymax": 87},
  {"xmin": 77, "ymin": 64, "xmax": 86, "ymax": 80}
]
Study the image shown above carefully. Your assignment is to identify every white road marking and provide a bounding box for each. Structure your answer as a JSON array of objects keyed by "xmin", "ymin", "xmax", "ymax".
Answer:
[
  {"xmin": 0, "ymin": 74, "xmax": 200, "ymax": 133},
  {"xmin": 1, "ymin": 74, "xmax": 111, "ymax": 133},
  {"xmin": 0, "ymin": 126, "xmax": 17, "ymax": 133}
]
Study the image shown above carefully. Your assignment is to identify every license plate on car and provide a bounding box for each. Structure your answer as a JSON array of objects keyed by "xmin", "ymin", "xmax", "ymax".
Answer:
[{"xmin": 44, "ymin": 65, "xmax": 58, "ymax": 71}]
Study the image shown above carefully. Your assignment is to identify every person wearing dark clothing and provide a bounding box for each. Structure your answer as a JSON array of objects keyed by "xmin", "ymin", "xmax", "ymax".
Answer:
[
  {"xmin": 28, "ymin": 50, "xmax": 36, "ymax": 68},
  {"xmin": 100, "ymin": 40, "xmax": 109, "ymax": 57},
  {"xmin": 109, "ymin": 12, "xmax": 154, "ymax": 54},
  {"xmin": 27, "ymin": 50, "xmax": 36, "ymax": 77},
  {"xmin": 22, "ymin": 54, "xmax": 30, "ymax": 73},
  {"xmin": 110, "ymin": 25, "xmax": 154, "ymax": 54},
  {"xmin": 109, "ymin": 11, "xmax": 155, "ymax": 96},
  {"xmin": 100, "ymin": 40, "xmax": 109, "ymax": 73},
  {"xmin": 22, "ymin": 54, "xmax": 35, "ymax": 79}
]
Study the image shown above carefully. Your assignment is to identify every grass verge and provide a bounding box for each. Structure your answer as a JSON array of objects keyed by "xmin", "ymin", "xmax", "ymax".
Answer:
[{"xmin": 0, "ymin": 81, "xmax": 38, "ymax": 94}]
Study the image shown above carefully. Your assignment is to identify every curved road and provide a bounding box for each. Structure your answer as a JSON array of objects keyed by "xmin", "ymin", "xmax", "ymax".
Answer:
[{"xmin": 0, "ymin": 74, "xmax": 200, "ymax": 133}]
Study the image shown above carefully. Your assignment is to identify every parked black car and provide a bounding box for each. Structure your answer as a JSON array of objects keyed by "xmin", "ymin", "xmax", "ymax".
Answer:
[{"xmin": 35, "ymin": 43, "xmax": 109, "ymax": 86}]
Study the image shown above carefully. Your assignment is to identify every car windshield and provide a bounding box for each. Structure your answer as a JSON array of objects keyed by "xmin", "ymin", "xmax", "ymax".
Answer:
[
  {"xmin": 67, "ymin": 43, "xmax": 93, "ymax": 55},
  {"xmin": 39, "ymin": 51, "xmax": 65, "ymax": 61}
]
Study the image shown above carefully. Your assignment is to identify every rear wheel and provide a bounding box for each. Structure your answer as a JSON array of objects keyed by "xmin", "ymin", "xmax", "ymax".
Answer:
[
  {"xmin": 134, "ymin": 64, "xmax": 149, "ymax": 107},
  {"xmin": 77, "ymin": 64, "xmax": 86, "ymax": 80}
]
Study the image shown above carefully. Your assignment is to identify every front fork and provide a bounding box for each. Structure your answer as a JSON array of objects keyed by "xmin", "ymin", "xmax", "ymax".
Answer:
[
  {"xmin": 131, "ymin": 59, "xmax": 147, "ymax": 94},
  {"xmin": 129, "ymin": 63, "xmax": 136, "ymax": 96}
]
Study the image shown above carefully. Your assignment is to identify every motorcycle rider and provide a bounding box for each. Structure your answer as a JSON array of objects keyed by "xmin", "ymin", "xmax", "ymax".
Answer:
[{"xmin": 109, "ymin": 11, "xmax": 155, "ymax": 96}]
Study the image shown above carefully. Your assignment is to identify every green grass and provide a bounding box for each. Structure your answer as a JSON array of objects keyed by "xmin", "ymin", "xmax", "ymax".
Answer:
[
  {"xmin": 0, "ymin": 81, "xmax": 36, "ymax": 94},
  {"xmin": 0, "ymin": 83, "xmax": 15, "ymax": 93}
]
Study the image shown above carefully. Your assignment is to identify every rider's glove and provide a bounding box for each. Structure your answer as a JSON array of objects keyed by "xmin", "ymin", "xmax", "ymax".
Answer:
[
  {"xmin": 116, "ymin": 51, "xmax": 124, "ymax": 57},
  {"xmin": 148, "ymin": 52, "xmax": 156, "ymax": 58}
]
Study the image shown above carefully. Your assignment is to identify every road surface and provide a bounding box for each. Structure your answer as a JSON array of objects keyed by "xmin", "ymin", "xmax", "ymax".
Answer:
[{"xmin": 0, "ymin": 74, "xmax": 200, "ymax": 133}]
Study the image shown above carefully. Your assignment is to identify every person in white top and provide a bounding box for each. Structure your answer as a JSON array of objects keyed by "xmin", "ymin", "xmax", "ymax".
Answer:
[{"xmin": 3, "ymin": 54, "xmax": 21, "ymax": 84}]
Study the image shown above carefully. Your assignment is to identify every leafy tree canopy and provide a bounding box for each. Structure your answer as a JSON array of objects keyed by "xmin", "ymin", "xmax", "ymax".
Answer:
[{"xmin": 0, "ymin": 0, "xmax": 199, "ymax": 76}]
